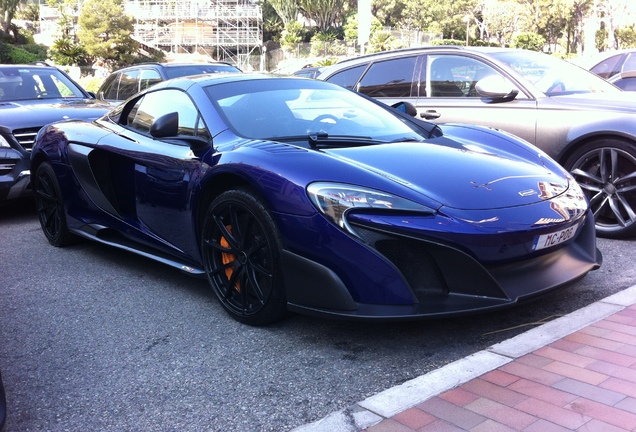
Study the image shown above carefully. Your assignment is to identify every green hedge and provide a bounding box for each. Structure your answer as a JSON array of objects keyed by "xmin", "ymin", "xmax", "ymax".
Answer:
[{"xmin": 0, "ymin": 41, "xmax": 48, "ymax": 64}]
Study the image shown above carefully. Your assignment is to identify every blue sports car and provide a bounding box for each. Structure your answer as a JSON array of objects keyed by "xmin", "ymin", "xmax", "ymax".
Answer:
[{"xmin": 30, "ymin": 74, "xmax": 601, "ymax": 325}]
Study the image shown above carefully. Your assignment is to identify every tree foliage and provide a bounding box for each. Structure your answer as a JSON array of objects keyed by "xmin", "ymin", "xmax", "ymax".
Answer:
[
  {"xmin": 17, "ymin": 3, "xmax": 40, "ymax": 23},
  {"xmin": 77, "ymin": 0, "xmax": 138, "ymax": 69},
  {"xmin": 298, "ymin": 0, "xmax": 347, "ymax": 32},
  {"xmin": 267, "ymin": 0, "xmax": 300, "ymax": 25},
  {"xmin": 513, "ymin": 32, "xmax": 546, "ymax": 50},
  {"xmin": 50, "ymin": 35, "xmax": 91, "ymax": 66},
  {"xmin": 1, "ymin": 0, "xmax": 19, "ymax": 36},
  {"xmin": 616, "ymin": 24, "xmax": 636, "ymax": 49},
  {"xmin": 480, "ymin": 0, "xmax": 524, "ymax": 46},
  {"xmin": 342, "ymin": 11, "xmax": 383, "ymax": 42},
  {"xmin": 371, "ymin": 0, "xmax": 406, "ymax": 28},
  {"xmin": 280, "ymin": 20, "xmax": 304, "ymax": 50}
]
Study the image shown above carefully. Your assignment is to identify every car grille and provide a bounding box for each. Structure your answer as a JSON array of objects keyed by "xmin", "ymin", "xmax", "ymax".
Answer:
[
  {"xmin": 351, "ymin": 224, "xmax": 449, "ymax": 301},
  {"xmin": 12, "ymin": 127, "xmax": 41, "ymax": 151},
  {"xmin": 0, "ymin": 159, "xmax": 15, "ymax": 176}
]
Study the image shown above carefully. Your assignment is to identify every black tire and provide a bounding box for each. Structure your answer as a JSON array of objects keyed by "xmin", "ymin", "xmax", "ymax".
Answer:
[
  {"xmin": 33, "ymin": 162, "xmax": 76, "ymax": 246},
  {"xmin": 200, "ymin": 188, "xmax": 288, "ymax": 325},
  {"xmin": 565, "ymin": 139, "xmax": 636, "ymax": 239}
]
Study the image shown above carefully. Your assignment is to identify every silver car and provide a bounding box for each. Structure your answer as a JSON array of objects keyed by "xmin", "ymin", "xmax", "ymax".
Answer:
[{"xmin": 318, "ymin": 46, "xmax": 636, "ymax": 238}]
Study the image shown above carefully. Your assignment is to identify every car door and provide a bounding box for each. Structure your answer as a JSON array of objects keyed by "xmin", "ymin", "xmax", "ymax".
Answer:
[
  {"xmin": 92, "ymin": 88, "xmax": 211, "ymax": 261},
  {"xmin": 415, "ymin": 54, "xmax": 539, "ymax": 146}
]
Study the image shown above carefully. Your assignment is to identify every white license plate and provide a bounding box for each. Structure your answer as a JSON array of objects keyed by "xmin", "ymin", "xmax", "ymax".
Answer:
[{"xmin": 533, "ymin": 223, "xmax": 579, "ymax": 251}]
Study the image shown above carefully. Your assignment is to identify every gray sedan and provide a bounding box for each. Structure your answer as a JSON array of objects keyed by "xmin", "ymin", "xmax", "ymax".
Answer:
[{"xmin": 318, "ymin": 47, "xmax": 636, "ymax": 238}]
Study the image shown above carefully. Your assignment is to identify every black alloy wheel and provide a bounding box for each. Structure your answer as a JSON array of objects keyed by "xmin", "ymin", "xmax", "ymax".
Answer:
[
  {"xmin": 201, "ymin": 188, "xmax": 287, "ymax": 325},
  {"xmin": 567, "ymin": 139, "xmax": 636, "ymax": 238},
  {"xmin": 33, "ymin": 162, "xmax": 75, "ymax": 246}
]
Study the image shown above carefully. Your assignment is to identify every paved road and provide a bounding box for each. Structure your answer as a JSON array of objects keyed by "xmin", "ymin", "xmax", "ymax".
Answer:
[{"xmin": 1, "ymin": 200, "xmax": 635, "ymax": 432}]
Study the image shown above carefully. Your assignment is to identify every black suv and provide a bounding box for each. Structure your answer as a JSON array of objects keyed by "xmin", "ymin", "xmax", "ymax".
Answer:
[
  {"xmin": 96, "ymin": 62, "xmax": 242, "ymax": 106},
  {"xmin": 0, "ymin": 63, "xmax": 110, "ymax": 203}
]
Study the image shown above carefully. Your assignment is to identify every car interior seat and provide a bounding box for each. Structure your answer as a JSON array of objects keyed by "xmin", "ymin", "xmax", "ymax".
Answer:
[
  {"xmin": 429, "ymin": 58, "xmax": 466, "ymax": 97},
  {"xmin": 468, "ymin": 67, "xmax": 495, "ymax": 97},
  {"xmin": 13, "ymin": 75, "xmax": 39, "ymax": 99},
  {"xmin": 235, "ymin": 92, "xmax": 295, "ymax": 138},
  {"xmin": 0, "ymin": 83, "xmax": 13, "ymax": 100}
]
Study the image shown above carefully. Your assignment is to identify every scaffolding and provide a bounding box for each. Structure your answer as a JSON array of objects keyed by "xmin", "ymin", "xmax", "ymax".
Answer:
[{"xmin": 124, "ymin": 0, "xmax": 263, "ymax": 70}]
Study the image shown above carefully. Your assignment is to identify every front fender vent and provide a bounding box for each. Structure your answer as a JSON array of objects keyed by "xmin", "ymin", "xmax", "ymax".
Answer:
[{"xmin": 352, "ymin": 225, "xmax": 449, "ymax": 300}]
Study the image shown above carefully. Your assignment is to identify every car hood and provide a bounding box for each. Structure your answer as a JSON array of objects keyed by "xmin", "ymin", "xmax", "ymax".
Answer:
[
  {"xmin": 324, "ymin": 134, "xmax": 571, "ymax": 211},
  {"xmin": 550, "ymin": 92, "xmax": 636, "ymax": 113},
  {"xmin": 0, "ymin": 99, "xmax": 110, "ymax": 130}
]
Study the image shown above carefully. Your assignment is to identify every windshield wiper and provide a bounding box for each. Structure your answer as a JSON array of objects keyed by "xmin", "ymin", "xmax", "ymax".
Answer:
[
  {"xmin": 390, "ymin": 137, "xmax": 424, "ymax": 143},
  {"xmin": 308, "ymin": 133, "xmax": 385, "ymax": 149},
  {"xmin": 271, "ymin": 133, "xmax": 381, "ymax": 149}
]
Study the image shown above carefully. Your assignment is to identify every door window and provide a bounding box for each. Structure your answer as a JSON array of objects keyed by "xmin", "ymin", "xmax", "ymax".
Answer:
[
  {"xmin": 325, "ymin": 64, "xmax": 367, "ymax": 89},
  {"xmin": 357, "ymin": 56, "xmax": 419, "ymax": 97},
  {"xmin": 118, "ymin": 70, "xmax": 140, "ymax": 100},
  {"xmin": 591, "ymin": 54, "xmax": 623, "ymax": 79},
  {"xmin": 621, "ymin": 53, "xmax": 636, "ymax": 74},
  {"xmin": 126, "ymin": 89, "xmax": 209, "ymax": 139},
  {"xmin": 99, "ymin": 73, "xmax": 120, "ymax": 100},
  {"xmin": 139, "ymin": 69, "xmax": 162, "ymax": 92},
  {"xmin": 614, "ymin": 77, "xmax": 636, "ymax": 92},
  {"xmin": 426, "ymin": 55, "xmax": 508, "ymax": 98}
]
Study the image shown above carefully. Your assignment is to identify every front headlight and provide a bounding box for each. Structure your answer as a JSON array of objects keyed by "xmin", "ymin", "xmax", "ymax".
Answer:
[
  {"xmin": 307, "ymin": 182, "xmax": 435, "ymax": 231},
  {"xmin": 0, "ymin": 134, "xmax": 11, "ymax": 148}
]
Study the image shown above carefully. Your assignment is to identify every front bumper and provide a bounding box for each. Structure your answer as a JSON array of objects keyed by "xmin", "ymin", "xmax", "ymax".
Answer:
[
  {"xmin": 0, "ymin": 147, "xmax": 31, "ymax": 201},
  {"xmin": 279, "ymin": 208, "xmax": 601, "ymax": 321}
]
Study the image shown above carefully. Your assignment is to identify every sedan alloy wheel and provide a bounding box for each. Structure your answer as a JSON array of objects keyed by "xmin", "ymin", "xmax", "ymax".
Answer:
[{"xmin": 567, "ymin": 140, "xmax": 636, "ymax": 238}]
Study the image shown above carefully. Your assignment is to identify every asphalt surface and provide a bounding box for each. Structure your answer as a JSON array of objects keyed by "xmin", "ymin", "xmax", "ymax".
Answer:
[{"xmin": 1, "ymin": 200, "xmax": 635, "ymax": 432}]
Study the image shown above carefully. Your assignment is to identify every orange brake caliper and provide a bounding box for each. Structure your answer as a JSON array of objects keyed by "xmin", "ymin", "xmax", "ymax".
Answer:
[{"xmin": 220, "ymin": 225, "xmax": 241, "ymax": 292}]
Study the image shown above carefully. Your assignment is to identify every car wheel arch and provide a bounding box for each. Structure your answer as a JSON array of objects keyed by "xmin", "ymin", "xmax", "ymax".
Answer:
[
  {"xmin": 194, "ymin": 172, "xmax": 266, "ymax": 249},
  {"xmin": 559, "ymin": 132, "xmax": 636, "ymax": 167},
  {"xmin": 30, "ymin": 152, "xmax": 49, "ymax": 177}
]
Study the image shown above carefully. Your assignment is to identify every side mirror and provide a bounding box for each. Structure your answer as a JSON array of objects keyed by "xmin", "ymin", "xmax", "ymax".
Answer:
[
  {"xmin": 150, "ymin": 112, "xmax": 179, "ymax": 138},
  {"xmin": 391, "ymin": 101, "xmax": 418, "ymax": 117},
  {"xmin": 475, "ymin": 76, "xmax": 519, "ymax": 102},
  {"xmin": 149, "ymin": 111, "xmax": 211, "ymax": 152}
]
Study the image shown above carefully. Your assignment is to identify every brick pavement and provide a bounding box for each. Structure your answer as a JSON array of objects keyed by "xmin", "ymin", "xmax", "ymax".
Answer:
[{"xmin": 293, "ymin": 285, "xmax": 636, "ymax": 432}]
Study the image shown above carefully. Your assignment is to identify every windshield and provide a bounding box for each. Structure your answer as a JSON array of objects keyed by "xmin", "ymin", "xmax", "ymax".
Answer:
[
  {"xmin": 491, "ymin": 50, "xmax": 621, "ymax": 96},
  {"xmin": 205, "ymin": 79, "xmax": 424, "ymax": 143},
  {"xmin": 0, "ymin": 67, "xmax": 87, "ymax": 101},
  {"xmin": 164, "ymin": 64, "xmax": 241, "ymax": 79}
]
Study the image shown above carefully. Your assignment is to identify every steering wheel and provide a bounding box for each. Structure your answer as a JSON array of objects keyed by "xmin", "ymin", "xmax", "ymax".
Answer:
[
  {"xmin": 546, "ymin": 80, "xmax": 566, "ymax": 93},
  {"xmin": 310, "ymin": 114, "xmax": 338, "ymax": 131}
]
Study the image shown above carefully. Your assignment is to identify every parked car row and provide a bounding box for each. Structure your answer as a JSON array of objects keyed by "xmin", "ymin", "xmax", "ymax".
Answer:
[
  {"xmin": 0, "ymin": 63, "xmax": 111, "ymax": 203},
  {"xmin": 315, "ymin": 46, "xmax": 636, "ymax": 238},
  {"xmin": 0, "ymin": 61, "xmax": 241, "ymax": 206},
  {"xmin": 95, "ymin": 61, "xmax": 242, "ymax": 106},
  {"xmin": 0, "ymin": 48, "xmax": 634, "ymax": 329}
]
